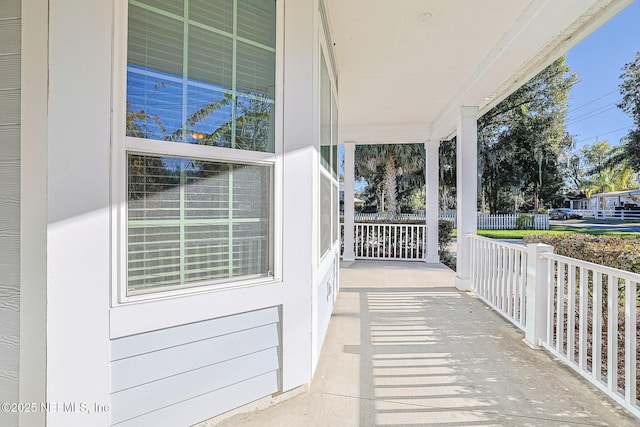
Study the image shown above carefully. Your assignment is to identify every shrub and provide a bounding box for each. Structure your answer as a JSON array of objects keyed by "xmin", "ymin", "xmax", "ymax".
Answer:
[
  {"xmin": 523, "ymin": 233, "xmax": 640, "ymax": 274},
  {"xmin": 515, "ymin": 214, "xmax": 533, "ymax": 230},
  {"xmin": 438, "ymin": 219, "xmax": 455, "ymax": 269}
]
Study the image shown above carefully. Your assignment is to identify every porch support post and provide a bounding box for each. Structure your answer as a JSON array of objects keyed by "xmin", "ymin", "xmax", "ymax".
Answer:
[
  {"xmin": 455, "ymin": 106, "xmax": 478, "ymax": 291},
  {"xmin": 425, "ymin": 140, "xmax": 440, "ymax": 263},
  {"xmin": 343, "ymin": 143, "xmax": 356, "ymax": 261}
]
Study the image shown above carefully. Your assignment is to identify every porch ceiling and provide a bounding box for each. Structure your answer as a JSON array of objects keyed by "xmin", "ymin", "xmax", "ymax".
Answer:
[{"xmin": 326, "ymin": 0, "xmax": 633, "ymax": 145}]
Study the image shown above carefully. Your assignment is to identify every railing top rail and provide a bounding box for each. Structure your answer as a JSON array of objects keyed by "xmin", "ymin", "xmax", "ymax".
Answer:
[
  {"xmin": 542, "ymin": 252, "xmax": 640, "ymax": 283},
  {"xmin": 353, "ymin": 222, "xmax": 425, "ymax": 227},
  {"xmin": 467, "ymin": 233, "xmax": 526, "ymax": 251}
]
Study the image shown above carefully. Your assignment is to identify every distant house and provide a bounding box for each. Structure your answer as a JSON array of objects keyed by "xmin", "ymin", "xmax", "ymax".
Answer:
[
  {"xmin": 339, "ymin": 182, "xmax": 365, "ymax": 214},
  {"xmin": 588, "ymin": 189, "xmax": 640, "ymax": 210},
  {"xmin": 563, "ymin": 194, "xmax": 589, "ymax": 210}
]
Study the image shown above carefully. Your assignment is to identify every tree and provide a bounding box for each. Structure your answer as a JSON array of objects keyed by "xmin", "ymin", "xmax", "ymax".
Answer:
[
  {"xmin": 439, "ymin": 138, "xmax": 457, "ymax": 210},
  {"xmin": 478, "ymin": 56, "xmax": 576, "ymax": 213},
  {"xmin": 354, "ymin": 144, "xmax": 424, "ymax": 219},
  {"xmin": 618, "ymin": 51, "xmax": 640, "ymax": 171},
  {"xmin": 578, "ymin": 141, "xmax": 639, "ymax": 197}
]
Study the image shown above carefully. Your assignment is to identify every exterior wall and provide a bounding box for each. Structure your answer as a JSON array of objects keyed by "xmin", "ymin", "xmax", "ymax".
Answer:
[
  {"xmin": 110, "ymin": 307, "xmax": 281, "ymax": 426},
  {"xmin": 18, "ymin": 0, "xmax": 324, "ymax": 425},
  {"xmin": 316, "ymin": 254, "xmax": 338, "ymax": 360},
  {"xmin": 0, "ymin": 2, "xmax": 21, "ymax": 426}
]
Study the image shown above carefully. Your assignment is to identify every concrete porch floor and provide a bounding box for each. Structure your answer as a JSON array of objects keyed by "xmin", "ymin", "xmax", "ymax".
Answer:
[{"xmin": 220, "ymin": 261, "xmax": 638, "ymax": 426}]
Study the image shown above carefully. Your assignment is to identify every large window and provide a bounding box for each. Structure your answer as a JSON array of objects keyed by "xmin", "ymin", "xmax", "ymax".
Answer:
[
  {"xmin": 319, "ymin": 47, "xmax": 339, "ymax": 259},
  {"xmin": 121, "ymin": 0, "xmax": 277, "ymax": 298}
]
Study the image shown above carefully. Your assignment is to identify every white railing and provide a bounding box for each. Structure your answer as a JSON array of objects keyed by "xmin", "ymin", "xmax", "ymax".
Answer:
[
  {"xmin": 539, "ymin": 253, "xmax": 639, "ymax": 418},
  {"xmin": 352, "ymin": 223, "xmax": 426, "ymax": 261},
  {"xmin": 353, "ymin": 213, "xmax": 425, "ymax": 221},
  {"xmin": 468, "ymin": 233, "xmax": 640, "ymax": 420},
  {"xmin": 469, "ymin": 235, "xmax": 528, "ymax": 330}
]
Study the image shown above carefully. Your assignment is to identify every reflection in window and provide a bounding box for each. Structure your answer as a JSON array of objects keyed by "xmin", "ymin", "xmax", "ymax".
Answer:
[{"xmin": 126, "ymin": 0, "xmax": 276, "ymax": 152}]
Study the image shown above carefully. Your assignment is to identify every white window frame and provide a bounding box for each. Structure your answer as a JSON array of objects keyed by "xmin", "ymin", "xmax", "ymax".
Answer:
[
  {"xmin": 318, "ymin": 16, "xmax": 339, "ymax": 262},
  {"xmin": 111, "ymin": 0, "xmax": 284, "ymax": 305}
]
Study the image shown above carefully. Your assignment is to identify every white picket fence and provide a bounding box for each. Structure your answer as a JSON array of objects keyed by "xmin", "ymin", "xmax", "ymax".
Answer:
[
  {"xmin": 468, "ymin": 234, "xmax": 640, "ymax": 420},
  {"xmin": 352, "ymin": 212, "xmax": 549, "ymax": 230},
  {"xmin": 351, "ymin": 223, "xmax": 427, "ymax": 260},
  {"xmin": 478, "ymin": 213, "xmax": 549, "ymax": 230}
]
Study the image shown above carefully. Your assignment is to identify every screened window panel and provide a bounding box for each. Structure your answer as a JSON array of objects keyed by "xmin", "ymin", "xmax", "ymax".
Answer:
[
  {"xmin": 237, "ymin": 0, "xmax": 276, "ymax": 48},
  {"xmin": 232, "ymin": 222, "xmax": 270, "ymax": 276},
  {"xmin": 128, "ymin": 6, "xmax": 183, "ymax": 76},
  {"xmin": 184, "ymin": 224, "xmax": 229, "ymax": 284},
  {"xmin": 128, "ymin": 155, "xmax": 181, "ymax": 219},
  {"xmin": 331, "ymin": 184, "xmax": 340, "ymax": 243},
  {"xmin": 236, "ymin": 41, "xmax": 275, "ymax": 97},
  {"xmin": 320, "ymin": 54, "xmax": 331, "ymax": 171},
  {"xmin": 188, "ymin": 26, "xmax": 233, "ymax": 88},
  {"xmin": 232, "ymin": 164, "xmax": 271, "ymax": 218},
  {"xmin": 320, "ymin": 173, "xmax": 332, "ymax": 256},
  {"xmin": 184, "ymin": 162, "xmax": 229, "ymax": 218},
  {"xmin": 128, "ymin": 225, "xmax": 181, "ymax": 292},
  {"xmin": 331, "ymin": 94, "xmax": 338, "ymax": 178},
  {"xmin": 127, "ymin": 154, "xmax": 272, "ymax": 294},
  {"xmin": 189, "ymin": 0, "xmax": 233, "ymax": 33}
]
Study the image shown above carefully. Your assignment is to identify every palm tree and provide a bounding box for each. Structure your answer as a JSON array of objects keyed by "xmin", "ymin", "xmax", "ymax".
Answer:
[{"xmin": 354, "ymin": 144, "xmax": 424, "ymax": 220}]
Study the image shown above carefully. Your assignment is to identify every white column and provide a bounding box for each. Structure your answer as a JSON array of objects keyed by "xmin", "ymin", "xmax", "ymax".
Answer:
[
  {"xmin": 281, "ymin": 0, "xmax": 316, "ymax": 390},
  {"xmin": 342, "ymin": 143, "xmax": 356, "ymax": 261},
  {"xmin": 425, "ymin": 140, "xmax": 440, "ymax": 263},
  {"xmin": 456, "ymin": 106, "xmax": 478, "ymax": 291}
]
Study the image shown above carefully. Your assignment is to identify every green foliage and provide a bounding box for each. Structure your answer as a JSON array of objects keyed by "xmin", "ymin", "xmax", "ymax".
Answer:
[
  {"xmin": 570, "ymin": 141, "xmax": 639, "ymax": 199},
  {"xmin": 438, "ymin": 219, "xmax": 455, "ymax": 269},
  {"xmin": 438, "ymin": 219, "xmax": 454, "ymax": 256},
  {"xmin": 354, "ymin": 144, "xmax": 425, "ymax": 219},
  {"xmin": 523, "ymin": 233, "xmax": 640, "ymax": 274},
  {"xmin": 478, "ymin": 56, "xmax": 576, "ymax": 213},
  {"xmin": 438, "ymin": 138, "xmax": 457, "ymax": 210},
  {"xmin": 515, "ymin": 214, "xmax": 534, "ymax": 230},
  {"xmin": 618, "ymin": 51, "xmax": 640, "ymax": 172}
]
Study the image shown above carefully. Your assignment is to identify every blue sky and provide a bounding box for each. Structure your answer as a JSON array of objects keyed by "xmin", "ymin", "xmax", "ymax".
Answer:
[{"xmin": 565, "ymin": 1, "xmax": 639, "ymax": 150}]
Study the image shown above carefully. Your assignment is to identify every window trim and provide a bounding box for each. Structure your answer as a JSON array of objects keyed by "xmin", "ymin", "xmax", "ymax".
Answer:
[
  {"xmin": 111, "ymin": 0, "xmax": 284, "ymax": 305},
  {"xmin": 318, "ymin": 23, "xmax": 339, "ymax": 262}
]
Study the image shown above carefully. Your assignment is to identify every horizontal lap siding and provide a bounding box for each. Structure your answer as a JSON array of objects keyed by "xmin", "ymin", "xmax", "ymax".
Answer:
[
  {"xmin": 0, "ymin": 2, "xmax": 21, "ymax": 426},
  {"xmin": 110, "ymin": 307, "xmax": 281, "ymax": 426}
]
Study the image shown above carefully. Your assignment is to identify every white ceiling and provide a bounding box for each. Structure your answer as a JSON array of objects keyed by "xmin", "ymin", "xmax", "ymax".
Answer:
[{"xmin": 325, "ymin": 0, "xmax": 634, "ymax": 144}]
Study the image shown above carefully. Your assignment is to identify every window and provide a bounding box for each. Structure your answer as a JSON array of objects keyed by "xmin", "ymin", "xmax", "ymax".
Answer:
[
  {"xmin": 319, "ymin": 46, "xmax": 339, "ymax": 258},
  {"xmin": 120, "ymin": 0, "xmax": 277, "ymax": 298}
]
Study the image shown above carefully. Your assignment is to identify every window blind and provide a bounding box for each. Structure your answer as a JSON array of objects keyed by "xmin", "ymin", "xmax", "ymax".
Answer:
[
  {"xmin": 127, "ymin": 0, "xmax": 275, "ymax": 152},
  {"xmin": 127, "ymin": 154, "xmax": 271, "ymax": 293}
]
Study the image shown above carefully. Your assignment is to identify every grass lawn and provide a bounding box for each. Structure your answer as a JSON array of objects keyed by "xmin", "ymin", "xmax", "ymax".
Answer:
[{"xmin": 452, "ymin": 225, "xmax": 640, "ymax": 239}]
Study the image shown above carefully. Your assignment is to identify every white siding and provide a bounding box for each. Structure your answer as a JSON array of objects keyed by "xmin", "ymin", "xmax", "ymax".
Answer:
[
  {"xmin": 316, "ymin": 254, "xmax": 338, "ymax": 363},
  {"xmin": 110, "ymin": 307, "xmax": 282, "ymax": 426},
  {"xmin": 0, "ymin": 1, "xmax": 21, "ymax": 426}
]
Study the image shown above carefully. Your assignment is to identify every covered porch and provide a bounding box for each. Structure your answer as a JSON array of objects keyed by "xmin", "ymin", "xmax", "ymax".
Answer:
[{"xmin": 217, "ymin": 261, "xmax": 638, "ymax": 426}]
